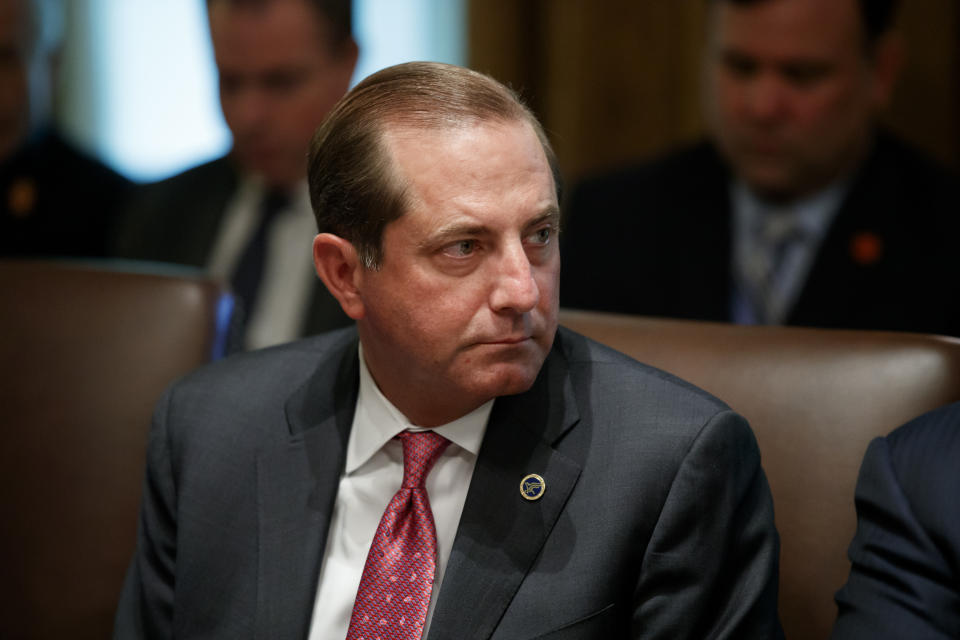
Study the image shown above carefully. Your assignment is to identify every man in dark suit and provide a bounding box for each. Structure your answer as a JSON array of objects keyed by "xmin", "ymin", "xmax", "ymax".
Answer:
[
  {"xmin": 114, "ymin": 0, "xmax": 358, "ymax": 348},
  {"xmin": 561, "ymin": 0, "xmax": 960, "ymax": 336},
  {"xmin": 115, "ymin": 62, "xmax": 782, "ymax": 638},
  {"xmin": 831, "ymin": 401, "xmax": 960, "ymax": 638},
  {"xmin": 1, "ymin": 0, "xmax": 130, "ymax": 257}
]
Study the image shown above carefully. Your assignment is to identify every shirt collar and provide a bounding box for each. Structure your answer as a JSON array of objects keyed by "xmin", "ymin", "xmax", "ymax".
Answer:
[
  {"xmin": 733, "ymin": 179, "xmax": 848, "ymax": 241},
  {"xmin": 346, "ymin": 343, "xmax": 493, "ymax": 474}
]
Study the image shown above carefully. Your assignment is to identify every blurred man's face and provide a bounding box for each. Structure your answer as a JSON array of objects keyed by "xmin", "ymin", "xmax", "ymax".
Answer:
[
  {"xmin": 354, "ymin": 120, "xmax": 561, "ymax": 427},
  {"xmin": 209, "ymin": 0, "xmax": 356, "ymax": 188},
  {"xmin": 704, "ymin": 0, "xmax": 895, "ymax": 201},
  {"xmin": 0, "ymin": 0, "xmax": 33, "ymax": 160}
]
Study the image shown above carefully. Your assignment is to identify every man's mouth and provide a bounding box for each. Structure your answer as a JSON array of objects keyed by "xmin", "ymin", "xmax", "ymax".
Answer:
[{"xmin": 477, "ymin": 335, "xmax": 532, "ymax": 346}]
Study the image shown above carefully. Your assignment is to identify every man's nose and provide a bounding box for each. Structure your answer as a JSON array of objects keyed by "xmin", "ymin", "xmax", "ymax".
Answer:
[
  {"xmin": 224, "ymin": 86, "xmax": 267, "ymax": 133},
  {"xmin": 744, "ymin": 74, "xmax": 787, "ymax": 123},
  {"xmin": 489, "ymin": 242, "xmax": 539, "ymax": 314}
]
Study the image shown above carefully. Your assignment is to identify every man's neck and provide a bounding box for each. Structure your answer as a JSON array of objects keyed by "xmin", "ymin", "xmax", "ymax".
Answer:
[{"xmin": 357, "ymin": 341, "xmax": 490, "ymax": 428}]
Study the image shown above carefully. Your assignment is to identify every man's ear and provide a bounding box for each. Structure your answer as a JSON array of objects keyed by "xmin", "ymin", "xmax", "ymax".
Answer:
[{"xmin": 313, "ymin": 233, "xmax": 365, "ymax": 319}]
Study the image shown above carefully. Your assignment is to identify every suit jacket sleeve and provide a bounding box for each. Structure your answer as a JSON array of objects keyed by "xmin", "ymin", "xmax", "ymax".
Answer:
[
  {"xmin": 830, "ymin": 437, "xmax": 960, "ymax": 639},
  {"xmin": 114, "ymin": 388, "xmax": 178, "ymax": 639},
  {"xmin": 634, "ymin": 409, "xmax": 782, "ymax": 639}
]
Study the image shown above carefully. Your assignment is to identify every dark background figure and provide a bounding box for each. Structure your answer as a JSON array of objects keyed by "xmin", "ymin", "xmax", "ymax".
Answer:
[
  {"xmin": 831, "ymin": 400, "xmax": 960, "ymax": 639},
  {"xmin": 0, "ymin": 0, "xmax": 130, "ymax": 258},
  {"xmin": 114, "ymin": 0, "xmax": 357, "ymax": 349},
  {"xmin": 559, "ymin": 0, "xmax": 960, "ymax": 336}
]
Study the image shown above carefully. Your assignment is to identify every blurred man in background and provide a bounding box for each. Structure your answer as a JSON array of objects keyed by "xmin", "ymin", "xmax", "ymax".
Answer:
[
  {"xmin": 0, "ymin": 0, "xmax": 130, "ymax": 257},
  {"xmin": 561, "ymin": 0, "xmax": 960, "ymax": 336},
  {"xmin": 116, "ymin": 0, "xmax": 357, "ymax": 349}
]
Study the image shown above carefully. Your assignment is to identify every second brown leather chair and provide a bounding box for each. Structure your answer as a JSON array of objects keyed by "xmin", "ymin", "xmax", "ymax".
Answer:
[{"xmin": 559, "ymin": 309, "xmax": 960, "ymax": 640}]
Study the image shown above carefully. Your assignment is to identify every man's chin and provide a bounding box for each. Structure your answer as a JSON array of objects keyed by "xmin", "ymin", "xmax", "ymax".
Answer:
[{"xmin": 471, "ymin": 359, "xmax": 545, "ymax": 399}]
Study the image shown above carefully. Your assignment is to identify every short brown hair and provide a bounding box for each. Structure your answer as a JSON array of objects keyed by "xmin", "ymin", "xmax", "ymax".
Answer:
[
  {"xmin": 307, "ymin": 61, "xmax": 561, "ymax": 269},
  {"xmin": 715, "ymin": 0, "xmax": 899, "ymax": 48},
  {"xmin": 206, "ymin": 0, "xmax": 352, "ymax": 50}
]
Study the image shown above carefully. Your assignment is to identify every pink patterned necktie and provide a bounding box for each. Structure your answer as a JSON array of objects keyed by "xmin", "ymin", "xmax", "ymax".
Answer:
[{"xmin": 346, "ymin": 430, "xmax": 450, "ymax": 640}]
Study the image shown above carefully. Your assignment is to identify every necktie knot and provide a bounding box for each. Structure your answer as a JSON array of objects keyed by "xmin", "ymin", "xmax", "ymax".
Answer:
[
  {"xmin": 758, "ymin": 209, "xmax": 804, "ymax": 250},
  {"xmin": 742, "ymin": 208, "xmax": 807, "ymax": 324},
  {"xmin": 397, "ymin": 430, "xmax": 450, "ymax": 489}
]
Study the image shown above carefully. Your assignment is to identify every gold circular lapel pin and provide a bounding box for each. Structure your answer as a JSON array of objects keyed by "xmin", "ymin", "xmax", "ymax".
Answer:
[{"xmin": 520, "ymin": 474, "xmax": 545, "ymax": 501}]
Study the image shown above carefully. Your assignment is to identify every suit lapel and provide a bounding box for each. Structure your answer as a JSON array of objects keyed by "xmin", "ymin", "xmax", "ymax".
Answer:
[
  {"xmin": 429, "ymin": 343, "xmax": 582, "ymax": 639},
  {"xmin": 255, "ymin": 338, "xmax": 359, "ymax": 638}
]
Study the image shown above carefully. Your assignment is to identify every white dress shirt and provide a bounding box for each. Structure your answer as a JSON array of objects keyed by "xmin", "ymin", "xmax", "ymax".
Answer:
[
  {"xmin": 206, "ymin": 176, "xmax": 318, "ymax": 349},
  {"xmin": 308, "ymin": 345, "xmax": 492, "ymax": 639}
]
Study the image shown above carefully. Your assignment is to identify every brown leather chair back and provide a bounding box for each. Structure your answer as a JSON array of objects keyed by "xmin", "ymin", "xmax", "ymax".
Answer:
[
  {"xmin": 0, "ymin": 260, "xmax": 235, "ymax": 639},
  {"xmin": 559, "ymin": 309, "xmax": 960, "ymax": 640}
]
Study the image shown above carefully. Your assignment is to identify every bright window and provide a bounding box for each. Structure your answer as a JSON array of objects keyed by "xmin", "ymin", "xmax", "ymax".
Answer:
[{"xmin": 60, "ymin": 0, "xmax": 465, "ymax": 183}]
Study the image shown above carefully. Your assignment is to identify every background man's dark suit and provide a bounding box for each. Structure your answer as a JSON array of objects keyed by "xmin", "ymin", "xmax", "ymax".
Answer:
[
  {"xmin": 831, "ymin": 401, "xmax": 960, "ymax": 639},
  {"xmin": 1, "ymin": 129, "xmax": 130, "ymax": 258},
  {"xmin": 560, "ymin": 132, "xmax": 960, "ymax": 336},
  {"xmin": 115, "ymin": 326, "xmax": 782, "ymax": 638},
  {"xmin": 113, "ymin": 156, "xmax": 351, "ymax": 335}
]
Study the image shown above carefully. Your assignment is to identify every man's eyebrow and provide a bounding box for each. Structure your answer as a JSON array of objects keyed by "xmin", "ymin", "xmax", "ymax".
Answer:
[
  {"xmin": 525, "ymin": 206, "xmax": 562, "ymax": 230},
  {"xmin": 415, "ymin": 220, "xmax": 489, "ymax": 251}
]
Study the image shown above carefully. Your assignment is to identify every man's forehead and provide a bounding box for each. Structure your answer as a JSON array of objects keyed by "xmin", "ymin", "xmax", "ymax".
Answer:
[
  {"xmin": 713, "ymin": 0, "xmax": 863, "ymax": 58},
  {"xmin": 380, "ymin": 117, "xmax": 528, "ymax": 142},
  {"xmin": 378, "ymin": 119, "xmax": 556, "ymax": 229},
  {"xmin": 380, "ymin": 118, "xmax": 545, "ymax": 171},
  {"xmin": 209, "ymin": 0, "xmax": 334, "ymax": 50},
  {"xmin": 383, "ymin": 119, "xmax": 550, "ymax": 184}
]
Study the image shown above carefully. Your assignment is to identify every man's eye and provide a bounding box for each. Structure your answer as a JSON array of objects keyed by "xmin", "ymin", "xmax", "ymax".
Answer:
[
  {"xmin": 782, "ymin": 64, "xmax": 829, "ymax": 87},
  {"xmin": 220, "ymin": 75, "xmax": 242, "ymax": 94},
  {"xmin": 442, "ymin": 240, "xmax": 476, "ymax": 258},
  {"xmin": 527, "ymin": 227, "xmax": 552, "ymax": 245},
  {"xmin": 264, "ymin": 71, "xmax": 305, "ymax": 94},
  {"xmin": 722, "ymin": 53, "xmax": 758, "ymax": 79}
]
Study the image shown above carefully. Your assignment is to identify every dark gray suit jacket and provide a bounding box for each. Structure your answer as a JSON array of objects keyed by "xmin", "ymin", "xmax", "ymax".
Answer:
[
  {"xmin": 114, "ymin": 327, "xmax": 782, "ymax": 638},
  {"xmin": 831, "ymin": 401, "xmax": 960, "ymax": 639}
]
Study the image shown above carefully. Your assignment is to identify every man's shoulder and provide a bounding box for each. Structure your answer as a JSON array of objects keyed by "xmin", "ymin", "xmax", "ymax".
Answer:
[
  {"xmin": 873, "ymin": 131, "xmax": 959, "ymax": 181},
  {"xmin": 862, "ymin": 401, "xmax": 960, "ymax": 534},
  {"xmin": 31, "ymin": 129, "xmax": 131, "ymax": 188},
  {"xmin": 2, "ymin": 129, "xmax": 132, "ymax": 208},
  {"xmin": 124, "ymin": 155, "xmax": 239, "ymax": 221},
  {"xmin": 884, "ymin": 401, "xmax": 960, "ymax": 475},
  {"xmin": 860, "ymin": 130, "xmax": 960, "ymax": 213},
  {"xmin": 554, "ymin": 326, "xmax": 731, "ymax": 420},
  {"xmin": 115, "ymin": 154, "xmax": 240, "ymax": 261},
  {"xmin": 569, "ymin": 139, "xmax": 727, "ymax": 207},
  {"xmin": 165, "ymin": 327, "xmax": 356, "ymax": 417},
  {"xmin": 139, "ymin": 155, "xmax": 239, "ymax": 201}
]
